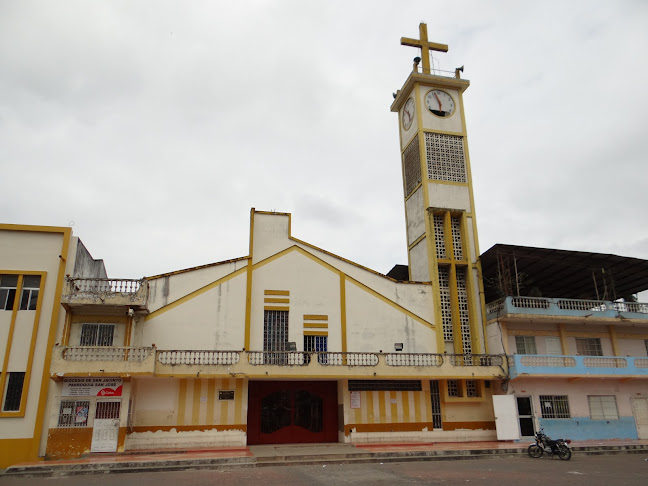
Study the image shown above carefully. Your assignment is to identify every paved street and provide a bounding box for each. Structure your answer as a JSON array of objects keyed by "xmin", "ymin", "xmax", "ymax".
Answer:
[{"xmin": 2, "ymin": 454, "xmax": 648, "ymax": 486}]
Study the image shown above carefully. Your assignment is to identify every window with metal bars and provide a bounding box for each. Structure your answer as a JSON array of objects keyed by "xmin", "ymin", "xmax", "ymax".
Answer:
[
  {"xmin": 348, "ymin": 380, "xmax": 422, "ymax": 391},
  {"xmin": 58, "ymin": 400, "xmax": 90, "ymax": 427},
  {"xmin": 447, "ymin": 380, "xmax": 462, "ymax": 397},
  {"xmin": 0, "ymin": 275, "xmax": 18, "ymax": 311},
  {"xmin": 588, "ymin": 395, "xmax": 618, "ymax": 420},
  {"xmin": 19, "ymin": 275, "xmax": 41, "ymax": 310},
  {"xmin": 430, "ymin": 380, "xmax": 442, "ymax": 428},
  {"xmin": 80, "ymin": 323, "xmax": 115, "ymax": 346},
  {"xmin": 304, "ymin": 335, "xmax": 327, "ymax": 364},
  {"xmin": 515, "ymin": 336, "xmax": 537, "ymax": 355},
  {"xmin": 539, "ymin": 395, "xmax": 570, "ymax": 418},
  {"xmin": 466, "ymin": 380, "xmax": 480, "ymax": 398},
  {"xmin": 264, "ymin": 310, "xmax": 289, "ymax": 365},
  {"xmin": 576, "ymin": 338, "xmax": 603, "ymax": 356},
  {"xmin": 2, "ymin": 372, "xmax": 25, "ymax": 411},
  {"xmin": 95, "ymin": 401, "xmax": 121, "ymax": 419}
]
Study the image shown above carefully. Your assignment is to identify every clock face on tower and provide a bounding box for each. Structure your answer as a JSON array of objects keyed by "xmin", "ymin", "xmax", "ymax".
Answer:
[
  {"xmin": 425, "ymin": 89, "xmax": 455, "ymax": 118},
  {"xmin": 402, "ymin": 98, "xmax": 415, "ymax": 130}
]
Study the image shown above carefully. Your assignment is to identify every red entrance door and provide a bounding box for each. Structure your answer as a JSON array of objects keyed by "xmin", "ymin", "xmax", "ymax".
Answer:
[{"xmin": 247, "ymin": 381, "xmax": 338, "ymax": 445}]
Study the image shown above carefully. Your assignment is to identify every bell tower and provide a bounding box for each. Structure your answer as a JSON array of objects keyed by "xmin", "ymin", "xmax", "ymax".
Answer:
[{"xmin": 391, "ymin": 23, "xmax": 487, "ymax": 355}]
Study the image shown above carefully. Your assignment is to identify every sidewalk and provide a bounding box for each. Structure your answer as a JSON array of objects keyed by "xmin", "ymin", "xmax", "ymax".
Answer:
[{"xmin": 3, "ymin": 439, "xmax": 648, "ymax": 478}]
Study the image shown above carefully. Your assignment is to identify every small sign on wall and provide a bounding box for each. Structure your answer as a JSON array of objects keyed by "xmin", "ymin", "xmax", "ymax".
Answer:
[
  {"xmin": 350, "ymin": 391, "xmax": 361, "ymax": 409},
  {"xmin": 219, "ymin": 390, "xmax": 235, "ymax": 400},
  {"xmin": 62, "ymin": 378, "xmax": 123, "ymax": 397}
]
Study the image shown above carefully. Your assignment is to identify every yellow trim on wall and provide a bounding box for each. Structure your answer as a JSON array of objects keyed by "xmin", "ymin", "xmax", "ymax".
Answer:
[
  {"xmin": 177, "ymin": 379, "xmax": 187, "ymax": 426},
  {"xmin": 145, "ymin": 267, "xmax": 247, "ymax": 321},
  {"xmin": 244, "ymin": 209, "xmax": 255, "ymax": 351},
  {"xmin": 31, "ymin": 226, "xmax": 71, "ymax": 459},
  {"xmin": 340, "ymin": 273, "xmax": 348, "ymax": 353},
  {"xmin": 264, "ymin": 290, "xmax": 290, "ymax": 296},
  {"xmin": 303, "ymin": 314, "xmax": 327, "ymax": 320},
  {"xmin": 304, "ymin": 331, "xmax": 328, "ymax": 336},
  {"xmin": 264, "ymin": 298, "xmax": 289, "ymax": 303},
  {"xmin": 0, "ymin": 274, "xmax": 23, "ymax": 416},
  {"xmin": 304, "ymin": 323, "xmax": 328, "ymax": 329}
]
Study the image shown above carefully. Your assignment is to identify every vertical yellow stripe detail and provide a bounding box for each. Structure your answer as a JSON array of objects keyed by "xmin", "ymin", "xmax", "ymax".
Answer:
[
  {"xmin": 340, "ymin": 273, "xmax": 347, "ymax": 353},
  {"xmin": 207, "ymin": 379, "xmax": 216, "ymax": 425},
  {"xmin": 414, "ymin": 391, "xmax": 422, "ymax": 422},
  {"xmin": 244, "ymin": 209, "xmax": 255, "ymax": 350},
  {"xmin": 0, "ymin": 275, "xmax": 23, "ymax": 406},
  {"xmin": 390, "ymin": 391, "xmax": 398, "ymax": 423},
  {"xmin": 366, "ymin": 391, "xmax": 374, "ymax": 423},
  {"xmin": 424, "ymin": 389, "xmax": 433, "ymax": 422},
  {"xmin": 402, "ymin": 391, "xmax": 411, "ymax": 422},
  {"xmin": 192, "ymin": 380, "xmax": 201, "ymax": 425},
  {"xmin": 559, "ymin": 324, "xmax": 568, "ymax": 354},
  {"xmin": 378, "ymin": 391, "xmax": 387, "ymax": 423},
  {"xmin": 177, "ymin": 379, "xmax": 187, "ymax": 426},
  {"xmin": 234, "ymin": 379, "xmax": 243, "ymax": 424}
]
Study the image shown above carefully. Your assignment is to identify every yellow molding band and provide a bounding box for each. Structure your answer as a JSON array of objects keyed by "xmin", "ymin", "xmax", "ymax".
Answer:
[
  {"xmin": 508, "ymin": 329, "xmax": 560, "ymax": 337},
  {"xmin": 31, "ymin": 226, "xmax": 71, "ymax": 459},
  {"xmin": 0, "ymin": 275, "xmax": 23, "ymax": 415},
  {"xmin": 264, "ymin": 306, "xmax": 289, "ymax": 312},
  {"xmin": 609, "ymin": 326, "xmax": 619, "ymax": 356},
  {"xmin": 145, "ymin": 267, "xmax": 247, "ymax": 321},
  {"xmin": 303, "ymin": 314, "xmax": 328, "ymax": 320},
  {"xmin": 304, "ymin": 331, "xmax": 328, "ymax": 336},
  {"xmin": 244, "ymin": 208, "xmax": 255, "ymax": 351},
  {"xmin": 192, "ymin": 379, "xmax": 201, "ymax": 425},
  {"xmin": 71, "ymin": 315, "xmax": 128, "ymax": 324},
  {"xmin": 340, "ymin": 273, "xmax": 348, "ymax": 354},
  {"xmin": 304, "ymin": 323, "xmax": 328, "ymax": 328},
  {"xmin": 264, "ymin": 298, "xmax": 289, "ymax": 303},
  {"xmin": 177, "ymin": 379, "xmax": 187, "ymax": 426},
  {"xmin": 617, "ymin": 333, "xmax": 648, "ymax": 339},
  {"xmin": 264, "ymin": 290, "xmax": 290, "ymax": 296}
]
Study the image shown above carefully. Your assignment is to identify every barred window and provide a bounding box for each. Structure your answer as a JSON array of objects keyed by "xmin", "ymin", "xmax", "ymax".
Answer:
[
  {"xmin": 80, "ymin": 324, "xmax": 114, "ymax": 346},
  {"xmin": 264, "ymin": 310, "xmax": 289, "ymax": 365},
  {"xmin": 430, "ymin": 380, "xmax": 442, "ymax": 428},
  {"xmin": 348, "ymin": 380, "xmax": 422, "ymax": 391},
  {"xmin": 588, "ymin": 396, "xmax": 618, "ymax": 420},
  {"xmin": 576, "ymin": 338, "xmax": 602, "ymax": 356},
  {"xmin": 447, "ymin": 380, "xmax": 462, "ymax": 397},
  {"xmin": 304, "ymin": 335, "xmax": 327, "ymax": 364},
  {"xmin": 466, "ymin": 380, "xmax": 480, "ymax": 398},
  {"xmin": 515, "ymin": 336, "xmax": 537, "ymax": 355},
  {"xmin": 58, "ymin": 400, "xmax": 90, "ymax": 427},
  {"xmin": 539, "ymin": 395, "xmax": 570, "ymax": 418},
  {"xmin": 2, "ymin": 372, "xmax": 25, "ymax": 411}
]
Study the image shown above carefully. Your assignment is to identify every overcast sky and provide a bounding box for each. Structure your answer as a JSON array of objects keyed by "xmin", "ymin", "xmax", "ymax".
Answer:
[{"xmin": 2, "ymin": 1, "xmax": 647, "ymax": 284}]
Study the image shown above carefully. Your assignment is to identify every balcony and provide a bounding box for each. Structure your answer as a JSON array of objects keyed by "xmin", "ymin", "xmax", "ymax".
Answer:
[
  {"xmin": 154, "ymin": 350, "xmax": 507, "ymax": 379},
  {"xmin": 508, "ymin": 354, "xmax": 648, "ymax": 379},
  {"xmin": 61, "ymin": 277, "xmax": 149, "ymax": 314},
  {"xmin": 486, "ymin": 296, "xmax": 648, "ymax": 322},
  {"xmin": 50, "ymin": 346, "xmax": 156, "ymax": 379}
]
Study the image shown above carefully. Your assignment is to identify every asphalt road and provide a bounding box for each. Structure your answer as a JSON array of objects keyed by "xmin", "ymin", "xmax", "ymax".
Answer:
[{"xmin": 1, "ymin": 453, "xmax": 647, "ymax": 485}]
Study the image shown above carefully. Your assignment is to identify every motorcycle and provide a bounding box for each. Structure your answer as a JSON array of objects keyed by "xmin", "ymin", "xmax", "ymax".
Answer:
[{"xmin": 527, "ymin": 429, "xmax": 572, "ymax": 460}]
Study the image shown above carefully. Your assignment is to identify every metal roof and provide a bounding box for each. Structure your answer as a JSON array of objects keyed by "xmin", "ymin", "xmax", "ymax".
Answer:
[{"xmin": 479, "ymin": 244, "xmax": 648, "ymax": 303}]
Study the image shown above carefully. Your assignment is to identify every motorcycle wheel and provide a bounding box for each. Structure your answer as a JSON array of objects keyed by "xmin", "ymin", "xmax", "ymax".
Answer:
[
  {"xmin": 527, "ymin": 444, "xmax": 543, "ymax": 458},
  {"xmin": 557, "ymin": 445, "xmax": 572, "ymax": 461}
]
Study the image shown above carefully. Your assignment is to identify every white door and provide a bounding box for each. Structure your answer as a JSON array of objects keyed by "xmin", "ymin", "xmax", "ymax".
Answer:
[
  {"xmin": 631, "ymin": 397, "xmax": 648, "ymax": 439},
  {"xmin": 493, "ymin": 395, "xmax": 521, "ymax": 440},
  {"xmin": 91, "ymin": 400, "xmax": 121, "ymax": 452}
]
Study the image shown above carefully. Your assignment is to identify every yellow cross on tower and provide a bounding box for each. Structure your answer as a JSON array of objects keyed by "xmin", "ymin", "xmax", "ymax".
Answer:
[{"xmin": 401, "ymin": 22, "xmax": 448, "ymax": 75}]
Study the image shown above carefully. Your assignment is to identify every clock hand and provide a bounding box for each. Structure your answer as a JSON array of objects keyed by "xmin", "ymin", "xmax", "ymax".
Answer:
[{"xmin": 434, "ymin": 93, "xmax": 442, "ymax": 111}]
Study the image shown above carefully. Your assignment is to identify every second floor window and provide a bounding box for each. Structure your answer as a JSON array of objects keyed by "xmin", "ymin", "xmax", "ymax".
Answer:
[
  {"xmin": 19, "ymin": 275, "xmax": 41, "ymax": 310},
  {"xmin": 576, "ymin": 338, "xmax": 603, "ymax": 356},
  {"xmin": 80, "ymin": 323, "xmax": 115, "ymax": 346},
  {"xmin": 0, "ymin": 275, "xmax": 18, "ymax": 310},
  {"xmin": 515, "ymin": 335, "xmax": 537, "ymax": 354}
]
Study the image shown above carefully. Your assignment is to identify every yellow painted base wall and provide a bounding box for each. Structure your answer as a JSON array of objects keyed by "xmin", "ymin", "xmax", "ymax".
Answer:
[
  {"xmin": 46, "ymin": 427, "xmax": 127, "ymax": 460},
  {"xmin": 0, "ymin": 438, "xmax": 40, "ymax": 469}
]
